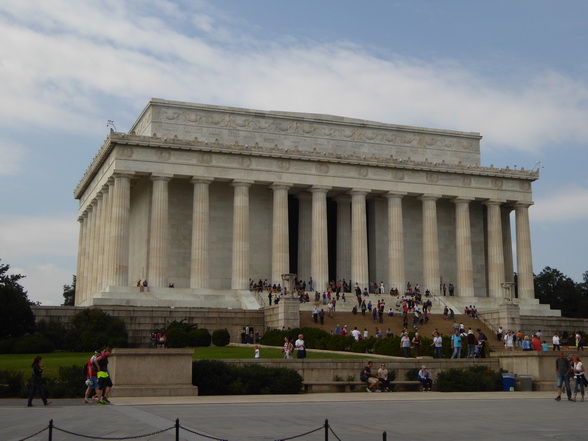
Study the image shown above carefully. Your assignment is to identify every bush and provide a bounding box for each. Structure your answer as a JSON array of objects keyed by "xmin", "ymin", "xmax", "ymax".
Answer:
[
  {"xmin": 166, "ymin": 327, "xmax": 191, "ymax": 348},
  {"xmin": 69, "ymin": 308, "xmax": 128, "ymax": 351},
  {"xmin": 43, "ymin": 366, "xmax": 86, "ymax": 398},
  {"xmin": 192, "ymin": 360, "xmax": 303, "ymax": 395},
  {"xmin": 259, "ymin": 327, "xmax": 330, "ymax": 349},
  {"xmin": 0, "ymin": 338, "xmax": 15, "ymax": 354},
  {"xmin": 36, "ymin": 319, "xmax": 72, "ymax": 350},
  {"xmin": 0, "ymin": 370, "xmax": 24, "ymax": 398},
  {"xmin": 212, "ymin": 329, "xmax": 230, "ymax": 347},
  {"xmin": 12, "ymin": 334, "xmax": 54, "ymax": 354},
  {"xmin": 189, "ymin": 328, "xmax": 211, "ymax": 347},
  {"xmin": 436, "ymin": 366, "xmax": 503, "ymax": 392}
]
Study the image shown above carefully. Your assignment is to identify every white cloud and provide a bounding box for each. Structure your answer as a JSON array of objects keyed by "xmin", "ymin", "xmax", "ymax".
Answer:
[
  {"xmin": 0, "ymin": 1, "xmax": 587, "ymax": 156},
  {"xmin": 0, "ymin": 214, "xmax": 78, "ymax": 259},
  {"xmin": 531, "ymin": 185, "xmax": 588, "ymax": 223},
  {"xmin": 11, "ymin": 262, "xmax": 74, "ymax": 306},
  {"xmin": 0, "ymin": 138, "xmax": 26, "ymax": 175}
]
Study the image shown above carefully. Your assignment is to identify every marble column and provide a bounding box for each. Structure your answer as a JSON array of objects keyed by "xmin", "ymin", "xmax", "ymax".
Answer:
[
  {"xmin": 93, "ymin": 193, "xmax": 104, "ymax": 293},
  {"xmin": 190, "ymin": 178, "xmax": 213, "ymax": 289},
  {"xmin": 271, "ymin": 183, "xmax": 292, "ymax": 285},
  {"xmin": 452, "ymin": 197, "xmax": 475, "ymax": 297},
  {"xmin": 76, "ymin": 212, "xmax": 87, "ymax": 305},
  {"xmin": 82, "ymin": 207, "xmax": 92, "ymax": 303},
  {"xmin": 297, "ymin": 192, "xmax": 312, "ymax": 284},
  {"xmin": 386, "ymin": 192, "xmax": 406, "ymax": 292},
  {"xmin": 419, "ymin": 195, "xmax": 440, "ymax": 295},
  {"xmin": 110, "ymin": 172, "xmax": 133, "ymax": 287},
  {"xmin": 335, "ymin": 195, "xmax": 351, "ymax": 283},
  {"xmin": 502, "ymin": 206, "xmax": 515, "ymax": 284},
  {"xmin": 100, "ymin": 180, "xmax": 113, "ymax": 289},
  {"xmin": 148, "ymin": 175, "xmax": 172, "ymax": 288},
  {"xmin": 351, "ymin": 189, "xmax": 369, "ymax": 292},
  {"xmin": 484, "ymin": 199, "xmax": 506, "ymax": 299},
  {"xmin": 87, "ymin": 199, "xmax": 98, "ymax": 297},
  {"xmin": 231, "ymin": 181, "xmax": 252, "ymax": 290},
  {"xmin": 311, "ymin": 186, "xmax": 330, "ymax": 292},
  {"xmin": 515, "ymin": 202, "xmax": 535, "ymax": 300}
]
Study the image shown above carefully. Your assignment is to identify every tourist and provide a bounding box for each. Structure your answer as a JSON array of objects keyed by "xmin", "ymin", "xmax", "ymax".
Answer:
[
  {"xmin": 553, "ymin": 333, "xmax": 561, "ymax": 351},
  {"xmin": 451, "ymin": 329, "xmax": 462, "ymax": 359},
  {"xmin": 522, "ymin": 335, "xmax": 533, "ymax": 351},
  {"xmin": 363, "ymin": 328, "xmax": 369, "ymax": 340},
  {"xmin": 361, "ymin": 361, "xmax": 380, "ymax": 392},
  {"xmin": 418, "ymin": 365, "xmax": 433, "ymax": 391},
  {"xmin": 531, "ymin": 335, "xmax": 542, "ymax": 351},
  {"xmin": 351, "ymin": 327, "xmax": 361, "ymax": 341},
  {"xmin": 27, "ymin": 356, "xmax": 52, "ymax": 407},
  {"xmin": 377, "ymin": 363, "xmax": 391, "ymax": 391},
  {"xmin": 466, "ymin": 329, "xmax": 477, "ymax": 358},
  {"xmin": 254, "ymin": 346, "xmax": 260, "ymax": 359},
  {"xmin": 401, "ymin": 332, "xmax": 411, "ymax": 358},
  {"xmin": 411, "ymin": 332, "xmax": 421, "ymax": 357},
  {"xmin": 504, "ymin": 330, "xmax": 515, "ymax": 351},
  {"xmin": 295, "ymin": 334, "xmax": 306, "ymax": 359},
  {"xmin": 282, "ymin": 337, "xmax": 293, "ymax": 359},
  {"xmin": 497, "ymin": 326, "xmax": 503, "ymax": 342},
  {"xmin": 83, "ymin": 350, "xmax": 101, "ymax": 403},
  {"xmin": 571, "ymin": 354, "xmax": 586, "ymax": 402},
  {"xmin": 319, "ymin": 308, "xmax": 325, "ymax": 325},
  {"xmin": 477, "ymin": 329, "xmax": 487, "ymax": 358},
  {"xmin": 555, "ymin": 352, "xmax": 572, "ymax": 401},
  {"xmin": 95, "ymin": 347, "xmax": 113, "ymax": 404},
  {"xmin": 432, "ymin": 331, "xmax": 443, "ymax": 358}
]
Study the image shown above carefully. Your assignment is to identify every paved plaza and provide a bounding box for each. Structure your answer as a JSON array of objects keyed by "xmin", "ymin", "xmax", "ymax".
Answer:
[{"xmin": 1, "ymin": 391, "xmax": 583, "ymax": 441}]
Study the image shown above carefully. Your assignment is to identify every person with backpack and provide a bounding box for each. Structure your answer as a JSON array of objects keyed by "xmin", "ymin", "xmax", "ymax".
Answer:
[
  {"xmin": 95, "ymin": 347, "xmax": 113, "ymax": 404},
  {"xmin": 83, "ymin": 350, "xmax": 101, "ymax": 404}
]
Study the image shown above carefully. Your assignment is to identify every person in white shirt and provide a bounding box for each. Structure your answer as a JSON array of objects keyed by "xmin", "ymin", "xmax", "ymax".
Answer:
[
  {"xmin": 351, "ymin": 327, "xmax": 361, "ymax": 341},
  {"xmin": 295, "ymin": 334, "xmax": 306, "ymax": 359},
  {"xmin": 572, "ymin": 354, "xmax": 585, "ymax": 402}
]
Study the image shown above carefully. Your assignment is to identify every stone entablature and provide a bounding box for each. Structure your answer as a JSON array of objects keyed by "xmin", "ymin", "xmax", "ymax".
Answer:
[
  {"xmin": 75, "ymin": 132, "xmax": 537, "ymax": 210},
  {"xmin": 130, "ymin": 99, "xmax": 483, "ymax": 166}
]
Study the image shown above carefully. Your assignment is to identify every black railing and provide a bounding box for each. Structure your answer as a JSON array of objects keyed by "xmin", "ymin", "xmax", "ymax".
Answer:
[{"xmin": 17, "ymin": 418, "xmax": 390, "ymax": 441}]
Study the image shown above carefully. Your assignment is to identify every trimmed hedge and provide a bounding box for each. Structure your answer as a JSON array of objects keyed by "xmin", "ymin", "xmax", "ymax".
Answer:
[
  {"xmin": 212, "ymin": 329, "xmax": 230, "ymax": 347},
  {"xmin": 435, "ymin": 365, "xmax": 503, "ymax": 392},
  {"xmin": 192, "ymin": 360, "xmax": 303, "ymax": 395}
]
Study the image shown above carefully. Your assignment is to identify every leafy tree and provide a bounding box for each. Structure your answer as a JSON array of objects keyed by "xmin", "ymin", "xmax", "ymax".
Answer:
[
  {"xmin": 62, "ymin": 275, "xmax": 76, "ymax": 306},
  {"xmin": 534, "ymin": 266, "xmax": 586, "ymax": 317},
  {"xmin": 0, "ymin": 260, "xmax": 35, "ymax": 338},
  {"xmin": 69, "ymin": 308, "xmax": 128, "ymax": 351}
]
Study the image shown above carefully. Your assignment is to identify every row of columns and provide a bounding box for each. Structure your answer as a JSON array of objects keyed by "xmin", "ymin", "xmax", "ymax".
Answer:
[{"xmin": 77, "ymin": 174, "xmax": 535, "ymax": 304}]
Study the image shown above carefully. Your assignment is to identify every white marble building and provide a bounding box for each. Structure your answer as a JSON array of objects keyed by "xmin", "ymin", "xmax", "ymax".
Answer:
[{"xmin": 74, "ymin": 99, "xmax": 556, "ymax": 315}]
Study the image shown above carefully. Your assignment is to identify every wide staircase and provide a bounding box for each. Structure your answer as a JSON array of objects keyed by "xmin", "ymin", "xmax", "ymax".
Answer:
[{"xmin": 299, "ymin": 306, "xmax": 502, "ymax": 352}]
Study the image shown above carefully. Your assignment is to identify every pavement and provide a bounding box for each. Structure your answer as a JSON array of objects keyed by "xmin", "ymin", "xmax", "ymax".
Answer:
[{"xmin": 1, "ymin": 391, "xmax": 584, "ymax": 441}]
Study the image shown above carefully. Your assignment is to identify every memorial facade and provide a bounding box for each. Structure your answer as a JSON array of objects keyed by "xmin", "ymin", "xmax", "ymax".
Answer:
[{"xmin": 74, "ymin": 99, "xmax": 555, "ymax": 315}]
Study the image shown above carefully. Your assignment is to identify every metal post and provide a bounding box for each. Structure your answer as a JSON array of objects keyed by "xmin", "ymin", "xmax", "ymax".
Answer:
[
  {"xmin": 324, "ymin": 419, "xmax": 329, "ymax": 441},
  {"xmin": 175, "ymin": 418, "xmax": 180, "ymax": 441},
  {"xmin": 48, "ymin": 420, "xmax": 53, "ymax": 441},
  {"xmin": 383, "ymin": 430, "xmax": 387, "ymax": 441}
]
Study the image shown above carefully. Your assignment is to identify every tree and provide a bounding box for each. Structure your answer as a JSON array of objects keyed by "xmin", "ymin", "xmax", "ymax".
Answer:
[
  {"xmin": 69, "ymin": 308, "xmax": 128, "ymax": 351},
  {"xmin": 534, "ymin": 266, "xmax": 587, "ymax": 318},
  {"xmin": 0, "ymin": 260, "xmax": 35, "ymax": 338},
  {"xmin": 62, "ymin": 275, "xmax": 76, "ymax": 306}
]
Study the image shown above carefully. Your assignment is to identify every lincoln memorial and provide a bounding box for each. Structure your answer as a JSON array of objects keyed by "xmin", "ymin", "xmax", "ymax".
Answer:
[{"xmin": 74, "ymin": 99, "xmax": 556, "ymax": 315}]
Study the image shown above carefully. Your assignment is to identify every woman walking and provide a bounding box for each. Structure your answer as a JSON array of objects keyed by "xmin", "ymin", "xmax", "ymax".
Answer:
[
  {"xmin": 27, "ymin": 356, "xmax": 52, "ymax": 407},
  {"xmin": 572, "ymin": 354, "xmax": 586, "ymax": 402}
]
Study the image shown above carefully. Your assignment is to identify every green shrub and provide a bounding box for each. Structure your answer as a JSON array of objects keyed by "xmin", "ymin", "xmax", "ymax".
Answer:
[
  {"xmin": 189, "ymin": 328, "xmax": 211, "ymax": 347},
  {"xmin": 436, "ymin": 366, "xmax": 503, "ymax": 392},
  {"xmin": 36, "ymin": 319, "xmax": 72, "ymax": 350},
  {"xmin": 44, "ymin": 366, "xmax": 85, "ymax": 398},
  {"xmin": 259, "ymin": 327, "xmax": 329, "ymax": 349},
  {"xmin": 13, "ymin": 334, "xmax": 54, "ymax": 354},
  {"xmin": 192, "ymin": 360, "xmax": 302, "ymax": 395},
  {"xmin": 166, "ymin": 327, "xmax": 190, "ymax": 348},
  {"xmin": 212, "ymin": 329, "xmax": 230, "ymax": 347},
  {"xmin": 0, "ymin": 370, "xmax": 24, "ymax": 398},
  {"xmin": 69, "ymin": 308, "xmax": 128, "ymax": 351},
  {"xmin": 0, "ymin": 339, "xmax": 15, "ymax": 354},
  {"xmin": 405, "ymin": 368, "xmax": 419, "ymax": 381}
]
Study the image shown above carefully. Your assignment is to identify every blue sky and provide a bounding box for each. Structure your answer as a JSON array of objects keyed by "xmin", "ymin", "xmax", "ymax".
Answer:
[{"xmin": 1, "ymin": 1, "xmax": 587, "ymax": 305}]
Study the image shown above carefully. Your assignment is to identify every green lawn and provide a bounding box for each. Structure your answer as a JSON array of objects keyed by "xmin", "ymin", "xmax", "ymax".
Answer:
[{"xmin": 0, "ymin": 346, "xmax": 364, "ymax": 378}]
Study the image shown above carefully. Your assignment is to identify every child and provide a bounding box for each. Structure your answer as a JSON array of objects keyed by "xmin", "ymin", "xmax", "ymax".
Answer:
[{"xmin": 254, "ymin": 345, "xmax": 260, "ymax": 359}]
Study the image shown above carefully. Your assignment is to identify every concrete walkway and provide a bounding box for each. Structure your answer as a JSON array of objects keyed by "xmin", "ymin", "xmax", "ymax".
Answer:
[{"xmin": 1, "ymin": 391, "xmax": 583, "ymax": 441}]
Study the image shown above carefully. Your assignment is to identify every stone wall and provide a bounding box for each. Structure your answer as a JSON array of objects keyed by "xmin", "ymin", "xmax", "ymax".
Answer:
[
  {"xmin": 32, "ymin": 306, "xmax": 264, "ymax": 347},
  {"xmin": 479, "ymin": 311, "xmax": 588, "ymax": 339}
]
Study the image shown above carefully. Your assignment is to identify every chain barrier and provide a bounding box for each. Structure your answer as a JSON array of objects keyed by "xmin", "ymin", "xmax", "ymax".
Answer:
[
  {"xmin": 328, "ymin": 426, "xmax": 343, "ymax": 441},
  {"xmin": 18, "ymin": 426, "xmax": 48, "ymax": 441},
  {"xmin": 275, "ymin": 424, "xmax": 324, "ymax": 441},
  {"xmin": 16, "ymin": 419, "xmax": 353, "ymax": 441},
  {"xmin": 53, "ymin": 424, "xmax": 175, "ymax": 440},
  {"xmin": 179, "ymin": 424, "xmax": 229, "ymax": 441}
]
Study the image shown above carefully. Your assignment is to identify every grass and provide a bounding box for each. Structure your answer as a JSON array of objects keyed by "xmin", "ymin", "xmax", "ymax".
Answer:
[{"xmin": 0, "ymin": 346, "xmax": 364, "ymax": 378}]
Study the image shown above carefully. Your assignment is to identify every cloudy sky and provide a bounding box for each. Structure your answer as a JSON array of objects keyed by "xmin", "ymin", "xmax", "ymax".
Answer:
[{"xmin": 1, "ymin": 1, "xmax": 587, "ymax": 305}]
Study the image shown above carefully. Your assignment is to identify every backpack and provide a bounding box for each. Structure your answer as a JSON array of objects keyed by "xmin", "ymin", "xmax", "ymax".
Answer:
[{"xmin": 360, "ymin": 369, "xmax": 368, "ymax": 382}]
